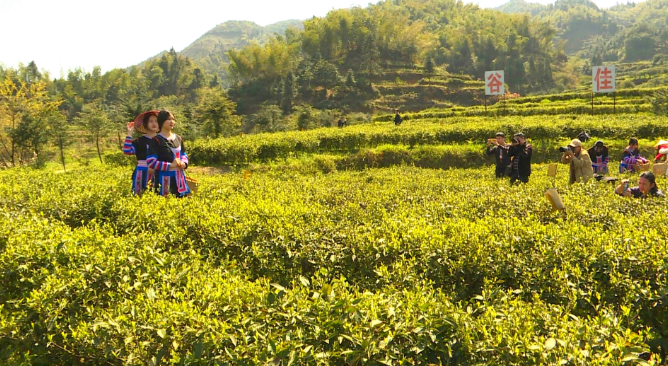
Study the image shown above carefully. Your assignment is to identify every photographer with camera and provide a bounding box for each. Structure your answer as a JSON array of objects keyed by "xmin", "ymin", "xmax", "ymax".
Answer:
[
  {"xmin": 615, "ymin": 172, "xmax": 665, "ymax": 198},
  {"xmin": 588, "ymin": 140, "xmax": 609, "ymax": 174},
  {"xmin": 486, "ymin": 132, "xmax": 510, "ymax": 178},
  {"xmin": 560, "ymin": 139, "xmax": 593, "ymax": 184},
  {"xmin": 508, "ymin": 132, "xmax": 532, "ymax": 184}
]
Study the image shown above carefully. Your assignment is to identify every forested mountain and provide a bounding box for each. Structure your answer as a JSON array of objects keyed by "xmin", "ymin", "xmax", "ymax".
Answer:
[
  {"xmin": 496, "ymin": 0, "xmax": 668, "ymax": 59},
  {"xmin": 223, "ymin": 0, "xmax": 561, "ymax": 115},
  {"xmin": 494, "ymin": 0, "xmax": 546, "ymax": 16},
  {"xmin": 178, "ymin": 20, "xmax": 303, "ymax": 86},
  {"xmin": 181, "ymin": 20, "xmax": 303, "ymax": 59}
]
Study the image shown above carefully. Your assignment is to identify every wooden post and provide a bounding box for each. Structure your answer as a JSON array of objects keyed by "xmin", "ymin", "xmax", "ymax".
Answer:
[
  {"xmin": 613, "ymin": 91, "xmax": 616, "ymax": 114},
  {"xmin": 485, "ymin": 95, "xmax": 487, "ymax": 113},
  {"xmin": 591, "ymin": 92, "xmax": 594, "ymax": 116}
]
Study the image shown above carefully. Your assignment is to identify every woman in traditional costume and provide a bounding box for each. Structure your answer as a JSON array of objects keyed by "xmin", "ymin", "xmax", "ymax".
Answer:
[
  {"xmin": 619, "ymin": 137, "xmax": 648, "ymax": 173},
  {"xmin": 147, "ymin": 110, "xmax": 190, "ymax": 197},
  {"xmin": 653, "ymin": 140, "xmax": 668, "ymax": 163},
  {"xmin": 123, "ymin": 110, "xmax": 160, "ymax": 195}
]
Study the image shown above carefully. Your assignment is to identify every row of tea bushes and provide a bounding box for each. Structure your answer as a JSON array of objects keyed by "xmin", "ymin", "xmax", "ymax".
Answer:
[
  {"xmin": 0, "ymin": 213, "xmax": 663, "ymax": 365},
  {"xmin": 188, "ymin": 115, "xmax": 668, "ymax": 165},
  {"xmin": 2, "ymin": 166, "xmax": 668, "ymax": 346}
]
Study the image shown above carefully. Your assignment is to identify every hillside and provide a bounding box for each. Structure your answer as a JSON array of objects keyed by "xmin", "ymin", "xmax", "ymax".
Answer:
[
  {"xmin": 180, "ymin": 19, "xmax": 303, "ymax": 59},
  {"xmin": 180, "ymin": 20, "xmax": 303, "ymax": 86},
  {"xmin": 496, "ymin": 0, "xmax": 668, "ymax": 57},
  {"xmin": 493, "ymin": 0, "xmax": 546, "ymax": 16}
]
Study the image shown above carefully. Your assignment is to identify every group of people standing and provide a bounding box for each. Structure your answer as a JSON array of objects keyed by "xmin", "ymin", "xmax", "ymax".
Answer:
[
  {"xmin": 486, "ymin": 133, "xmax": 664, "ymax": 198},
  {"xmin": 486, "ymin": 132, "xmax": 533, "ymax": 184},
  {"xmin": 123, "ymin": 109, "xmax": 191, "ymax": 197}
]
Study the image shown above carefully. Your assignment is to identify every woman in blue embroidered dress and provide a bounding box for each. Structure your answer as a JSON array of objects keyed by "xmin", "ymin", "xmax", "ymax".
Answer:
[
  {"xmin": 146, "ymin": 110, "xmax": 190, "ymax": 197},
  {"xmin": 123, "ymin": 110, "xmax": 160, "ymax": 195}
]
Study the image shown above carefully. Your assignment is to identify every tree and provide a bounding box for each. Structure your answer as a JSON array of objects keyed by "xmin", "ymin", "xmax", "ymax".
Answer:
[
  {"xmin": 360, "ymin": 35, "xmax": 381, "ymax": 81},
  {"xmin": 281, "ymin": 72, "xmax": 298, "ymax": 114},
  {"xmin": 0, "ymin": 77, "xmax": 61, "ymax": 167},
  {"xmin": 624, "ymin": 33, "xmax": 656, "ymax": 61},
  {"xmin": 247, "ymin": 105, "xmax": 285, "ymax": 133},
  {"xmin": 345, "ymin": 69, "xmax": 356, "ymax": 87},
  {"xmin": 194, "ymin": 88, "xmax": 240, "ymax": 138},
  {"xmin": 296, "ymin": 105, "xmax": 317, "ymax": 131},
  {"xmin": 47, "ymin": 110, "xmax": 71, "ymax": 171},
  {"xmin": 10, "ymin": 113, "xmax": 48, "ymax": 164},
  {"xmin": 313, "ymin": 60, "xmax": 341, "ymax": 89},
  {"xmin": 75, "ymin": 102, "xmax": 114, "ymax": 163},
  {"xmin": 23, "ymin": 61, "xmax": 42, "ymax": 84},
  {"xmin": 209, "ymin": 74, "xmax": 220, "ymax": 88},
  {"xmin": 424, "ymin": 58, "xmax": 435, "ymax": 81},
  {"xmin": 296, "ymin": 58, "xmax": 315, "ymax": 94},
  {"xmin": 228, "ymin": 37, "xmax": 300, "ymax": 83}
]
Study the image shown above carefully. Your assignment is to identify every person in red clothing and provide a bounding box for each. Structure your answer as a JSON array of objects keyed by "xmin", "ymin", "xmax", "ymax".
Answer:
[{"xmin": 653, "ymin": 140, "xmax": 668, "ymax": 163}]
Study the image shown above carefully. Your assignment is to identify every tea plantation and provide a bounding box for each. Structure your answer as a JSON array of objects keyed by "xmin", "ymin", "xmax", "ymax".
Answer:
[{"xmin": 1, "ymin": 114, "xmax": 668, "ymax": 365}]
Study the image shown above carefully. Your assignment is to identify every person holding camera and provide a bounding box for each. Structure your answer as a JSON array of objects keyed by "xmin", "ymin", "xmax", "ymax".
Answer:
[
  {"xmin": 615, "ymin": 172, "xmax": 664, "ymax": 198},
  {"xmin": 560, "ymin": 139, "xmax": 593, "ymax": 184},
  {"xmin": 588, "ymin": 140, "xmax": 609, "ymax": 174},
  {"xmin": 486, "ymin": 132, "xmax": 510, "ymax": 178},
  {"xmin": 508, "ymin": 132, "xmax": 532, "ymax": 184}
]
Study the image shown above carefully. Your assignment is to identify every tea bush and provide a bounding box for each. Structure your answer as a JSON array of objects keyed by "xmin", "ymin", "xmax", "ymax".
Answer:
[
  {"xmin": 189, "ymin": 115, "xmax": 668, "ymax": 165},
  {"xmin": 1, "ymin": 162, "xmax": 668, "ymax": 364}
]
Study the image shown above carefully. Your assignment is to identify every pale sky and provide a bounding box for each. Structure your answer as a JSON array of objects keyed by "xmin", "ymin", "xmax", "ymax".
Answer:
[{"xmin": 0, "ymin": 0, "xmax": 646, "ymax": 77}]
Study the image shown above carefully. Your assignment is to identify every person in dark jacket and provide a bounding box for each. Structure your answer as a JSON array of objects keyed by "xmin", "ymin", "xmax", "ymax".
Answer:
[
  {"xmin": 337, "ymin": 117, "xmax": 347, "ymax": 128},
  {"xmin": 588, "ymin": 140, "xmax": 609, "ymax": 174},
  {"xmin": 394, "ymin": 109, "xmax": 403, "ymax": 126},
  {"xmin": 508, "ymin": 132, "xmax": 532, "ymax": 184},
  {"xmin": 486, "ymin": 132, "xmax": 510, "ymax": 178}
]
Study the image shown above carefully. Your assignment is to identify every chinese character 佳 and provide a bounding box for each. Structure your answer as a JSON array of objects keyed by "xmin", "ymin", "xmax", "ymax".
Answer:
[
  {"xmin": 594, "ymin": 67, "xmax": 614, "ymax": 91},
  {"xmin": 487, "ymin": 73, "xmax": 503, "ymax": 94}
]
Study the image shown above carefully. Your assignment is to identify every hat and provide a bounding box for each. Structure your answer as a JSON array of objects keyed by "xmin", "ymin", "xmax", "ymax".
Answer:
[
  {"xmin": 654, "ymin": 140, "xmax": 668, "ymax": 148},
  {"xmin": 514, "ymin": 132, "xmax": 525, "ymax": 138},
  {"xmin": 569, "ymin": 139, "xmax": 582, "ymax": 148},
  {"xmin": 595, "ymin": 140, "xmax": 604, "ymax": 147},
  {"xmin": 133, "ymin": 110, "xmax": 159, "ymax": 134},
  {"xmin": 495, "ymin": 132, "xmax": 505, "ymax": 137}
]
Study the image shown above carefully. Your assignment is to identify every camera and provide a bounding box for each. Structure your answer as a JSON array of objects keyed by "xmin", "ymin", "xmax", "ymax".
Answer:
[
  {"xmin": 559, "ymin": 146, "xmax": 572, "ymax": 153},
  {"xmin": 512, "ymin": 138, "xmax": 519, "ymax": 144}
]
